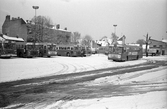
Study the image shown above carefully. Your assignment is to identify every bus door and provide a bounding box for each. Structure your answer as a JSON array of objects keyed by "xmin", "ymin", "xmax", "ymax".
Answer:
[
  {"xmin": 0, "ymin": 41, "xmax": 16, "ymax": 58},
  {"xmin": 121, "ymin": 47, "xmax": 127, "ymax": 60},
  {"xmin": 72, "ymin": 46, "xmax": 80, "ymax": 56}
]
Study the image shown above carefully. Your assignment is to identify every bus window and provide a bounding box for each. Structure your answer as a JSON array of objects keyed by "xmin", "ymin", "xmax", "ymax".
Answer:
[{"xmin": 113, "ymin": 47, "xmax": 123, "ymax": 53}]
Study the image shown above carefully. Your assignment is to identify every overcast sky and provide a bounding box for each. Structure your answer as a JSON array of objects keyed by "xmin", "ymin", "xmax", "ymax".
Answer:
[{"xmin": 0, "ymin": 0, "xmax": 166, "ymax": 43}]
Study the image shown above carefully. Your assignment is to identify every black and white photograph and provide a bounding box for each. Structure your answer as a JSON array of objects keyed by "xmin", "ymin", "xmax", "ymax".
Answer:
[{"xmin": 0, "ymin": 0, "xmax": 167, "ymax": 108}]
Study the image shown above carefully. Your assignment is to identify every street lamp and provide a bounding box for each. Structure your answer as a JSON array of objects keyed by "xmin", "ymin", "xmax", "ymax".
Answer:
[
  {"xmin": 113, "ymin": 24, "xmax": 117, "ymax": 34},
  {"xmin": 32, "ymin": 6, "xmax": 39, "ymax": 43}
]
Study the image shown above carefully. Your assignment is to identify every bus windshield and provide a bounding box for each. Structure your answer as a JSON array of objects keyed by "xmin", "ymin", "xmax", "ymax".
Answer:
[
  {"xmin": 47, "ymin": 45, "xmax": 56, "ymax": 51},
  {"xmin": 26, "ymin": 45, "xmax": 34, "ymax": 50},
  {"xmin": 3, "ymin": 43, "xmax": 15, "ymax": 49},
  {"xmin": 113, "ymin": 47, "xmax": 123, "ymax": 53}
]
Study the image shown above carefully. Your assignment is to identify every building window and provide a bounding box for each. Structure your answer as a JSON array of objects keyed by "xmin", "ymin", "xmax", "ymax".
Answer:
[{"xmin": 159, "ymin": 45, "xmax": 162, "ymax": 48}]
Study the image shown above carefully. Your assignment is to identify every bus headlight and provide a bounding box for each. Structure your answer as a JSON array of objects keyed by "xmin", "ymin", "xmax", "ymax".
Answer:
[
  {"xmin": 48, "ymin": 51, "xmax": 51, "ymax": 55},
  {"xmin": 108, "ymin": 54, "xmax": 113, "ymax": 58},
  {"xmin": 117, "ymin": 55, "xmax": 121, "ymax": 58}
]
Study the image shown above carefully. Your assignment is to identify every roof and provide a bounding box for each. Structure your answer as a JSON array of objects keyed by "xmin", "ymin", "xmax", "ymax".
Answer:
[
  {"xmin": 149, "ymin": 39, "xmax": 167, "ymax": 44},
  {"xmin": 162, "ymin": 39, "xmax": 167, "ymax": 43},
  {"xmin": 55, "ymin": 29, "xmax": 71, "ymax": 33},
  {"xmin": 1, "ymin": 34, "xmax": 24, "ymax": 42}
]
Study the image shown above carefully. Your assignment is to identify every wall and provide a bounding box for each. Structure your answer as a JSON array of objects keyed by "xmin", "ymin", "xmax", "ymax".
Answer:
[{"xmin": 2, "ymin": 16, "xmax": 27, "ymax": 42}]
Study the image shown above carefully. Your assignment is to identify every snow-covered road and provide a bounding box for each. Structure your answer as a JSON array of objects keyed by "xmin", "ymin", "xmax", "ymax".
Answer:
[
  {"xmin": 0, "ymin": 55, "xmax": 167, "ymax": 109},
  {"xmin": 0, "ymin": 54, "xmax": 156, "ymax": 83}
]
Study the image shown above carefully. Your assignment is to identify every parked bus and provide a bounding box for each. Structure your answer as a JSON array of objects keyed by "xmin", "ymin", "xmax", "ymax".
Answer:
[
  {"xmin": 17, "ymin": 42, "xmax": 39, "ymax": 58},
  {"xmin": 17, "ymin": 42, "xmax": 57, "ymax": 58},
  {"xmin": 39, "ymin": 43, "xmax": 57, "ymax": 57},
  {"xmin": 97, "ymin": 46, "xmax": 110, "ymax": 55},
  {"xmin": 56, "ymin": 44, "xmax": 85, "ymax": 57},
  {"xmin": 108, "ymin": 44, "xmax": 143, "ymax": 61},
  {"xmin": 0, "ymin": 34, "xmax": 24, "ymax": 58}
]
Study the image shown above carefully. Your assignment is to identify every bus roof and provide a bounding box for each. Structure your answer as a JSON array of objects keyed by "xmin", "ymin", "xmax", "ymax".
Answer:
[
  {"xmin": 26, "ymin": 42, "xmax": 56, "ymax": 45},
  {"xmin": 57, "ymin": 44, "xmax": 79, "ymax": 47},
  {"xmin": 110, "ymin": 44, "xmax": 142, "ymax": 48}
]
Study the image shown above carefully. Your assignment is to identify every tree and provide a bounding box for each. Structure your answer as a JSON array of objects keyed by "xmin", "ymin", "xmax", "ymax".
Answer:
[
  {"xmin": 72, "ymin": 32, "xmax": 81, "ymax": 44},
  {"xmin": 30, "ymin": 16, "xmax": 53, "ymax": 42},
  {"xmin": 81, "ymin": 35, "xmax": 93, "ymax": 47},
  {"xmin": 136, "ymin": 39, "xmax": 145, "ymax": 46},
  {"xmin": 31, "ymin": 15, "xmax": 53, "ymax": 28},
  {"xmin": 111, "ymin": 33, "xmax": 118, "ymax": 44}
]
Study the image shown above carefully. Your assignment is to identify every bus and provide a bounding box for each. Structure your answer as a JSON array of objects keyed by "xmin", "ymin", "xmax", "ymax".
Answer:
[
  {"xmin": 39, "ymin": 43, "xmax": 57, "ymax": 57},
  {"xmin": 97, "ymin": 46, "xmax": 110, "ymax": 55},
  {"xmin": 108, "ymin": 44, "xmax": 143, "ymax": 61},
  {"xmin": 56, "ymin": 44, "xmax": 85, "ymax": 57},
  {"xmin": 17, "ymin": 42, "xmax": 57, "ymax": 58},
  {"xmin": 0, "ymin": 34, "xmax": 24, "ymax": 58},
  {"xmin": 17, "ymin": 42, "xmax": 39, "ymax": 58}
]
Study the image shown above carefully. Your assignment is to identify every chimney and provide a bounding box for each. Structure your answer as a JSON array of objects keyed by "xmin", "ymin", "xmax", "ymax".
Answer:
[{"xmin": 6, "ymin": 15, "xmax": 10, "ymax": 21}]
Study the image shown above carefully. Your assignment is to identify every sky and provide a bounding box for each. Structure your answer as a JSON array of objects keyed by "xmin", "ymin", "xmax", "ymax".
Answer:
[{"xmin": 0, "ymin": 0, "xmax": 166, "ymax": 43}]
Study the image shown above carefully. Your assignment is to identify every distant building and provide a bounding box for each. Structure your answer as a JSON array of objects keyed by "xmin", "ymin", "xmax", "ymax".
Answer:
[
  {"xmin": 2, "ymin": 15, "xmax": 72, "ymax": 44},
  {"xmin": 148, "ymin": 39, "xmax": 167, "ymax": 55},
  {"xmin": 117, "ymin": 35, "xmax": 126, "ymax": 45},
  {"xmin": 96, "ymin": 36, "xmax": 112, "ymax": 46}
]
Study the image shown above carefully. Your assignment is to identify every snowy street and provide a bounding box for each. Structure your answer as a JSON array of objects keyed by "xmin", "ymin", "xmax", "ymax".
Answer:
[
  {"xmin": 0, "ymin": 54, "xmax": 149, "ymax": 83},
  {"xmin": 0, "ymin": 54, "xmax": 167, "ymax": 109}
]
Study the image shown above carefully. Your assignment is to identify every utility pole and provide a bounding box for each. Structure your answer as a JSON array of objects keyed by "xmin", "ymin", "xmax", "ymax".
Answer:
[{"xmin": 145, "ymin": 33, "xmax": 151, "ymax": 57}]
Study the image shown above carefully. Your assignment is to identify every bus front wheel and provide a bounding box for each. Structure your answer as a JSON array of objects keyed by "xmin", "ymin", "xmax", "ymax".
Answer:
[
  {"xmin": 66, "ymin": 52, "xmax": 70, "ymax": 57},
  {"xmin": 126, "ymin": 56, "xmax": 129, "ymax": 61},
  {"xmin": 136, "ymin": 55, "xmax": 139, "ymax": 60}
]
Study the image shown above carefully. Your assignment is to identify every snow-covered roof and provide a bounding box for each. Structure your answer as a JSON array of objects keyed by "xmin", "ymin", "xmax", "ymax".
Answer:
[
  {"xmin": 162, "ymin": 39, "xmax": 167, "ymax": 43},
  {"xmin": 1, "ymin": 34, "xmax": 24, "ymax": 42},
  {"xmin": 55, "ymin": 28, "xmax": 71, "ymax": 33}
]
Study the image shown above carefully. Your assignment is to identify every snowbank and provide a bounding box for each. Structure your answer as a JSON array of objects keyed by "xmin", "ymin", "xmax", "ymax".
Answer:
[
  {"xmin": 143, "ymin": 55, "xmax": 167, "ymax": 61},
  {"xmin": 57, "ymin": 91, "xmax": 166, "ymax": 109}
]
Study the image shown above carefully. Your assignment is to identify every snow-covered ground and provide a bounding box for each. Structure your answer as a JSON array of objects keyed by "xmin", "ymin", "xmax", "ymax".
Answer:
[
  {"xmin": 55, "ymin": 67, "xmax": 166, "ymax": 109},
  {"xmin": 1, "ymin": 54, "xmax": 162, "ymax": 83},
  {"xmin": 1, "ymin": 55, "xmax": 167, "ymax": 109}
]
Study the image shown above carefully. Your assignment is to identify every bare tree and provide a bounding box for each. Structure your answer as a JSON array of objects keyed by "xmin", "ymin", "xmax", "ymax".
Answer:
[
  {"xmin": 111, "ymin": 33, "xmax": 118, "ymax": 44},
  {"xmin": 81, "ymin": 35, "xmax": 93, "ymax": 47},
  {"xmin": 72, "ymin": 32, "xmax": 81, "ymax": 44},
  {"xmin": 31, "ymin": 15, "xmax": 53, "ymax": 28},
  {"xmin": 29, "ymin": 16, "xmax": 53, "ymax": 42}
]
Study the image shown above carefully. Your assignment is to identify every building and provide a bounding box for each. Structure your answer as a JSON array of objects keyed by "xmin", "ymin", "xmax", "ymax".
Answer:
[
  {"xmin": 2, "ymin": 15, "xmax": 27, "ymax": 42},
  {"xmin": 2, "ymin": 15, "xmax": 72, "ymax": 44},
  {"xmin": 148, "ymin": 39, "xmax": 167, "ymax": 55}
]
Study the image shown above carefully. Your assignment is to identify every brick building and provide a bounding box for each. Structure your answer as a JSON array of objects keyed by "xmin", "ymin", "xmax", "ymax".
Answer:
[
  {"xmin": 2, "ymin": 15, "xmax": 72, "ymax": 44},
  {"xmin": 2, "ymin": 15, "xmax": 27, "ymax": 42}
]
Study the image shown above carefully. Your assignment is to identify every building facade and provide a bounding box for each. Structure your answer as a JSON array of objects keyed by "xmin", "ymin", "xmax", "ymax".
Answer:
[
  {"xmin": 2, "ymin": 15, "xmax": 27, "ymax": 42},
  {"xmin": 2, "ymin": 15, "xmax": 72, "ymax": 44},
  {"xmin": 149, "ymin": 39, "xmax": 167, "ymax": 55}
]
